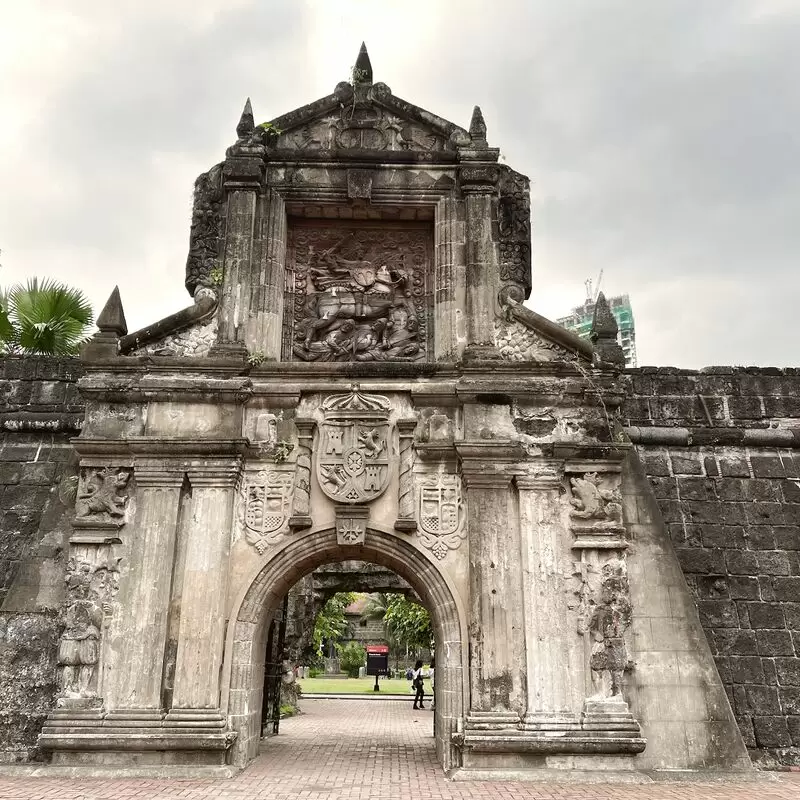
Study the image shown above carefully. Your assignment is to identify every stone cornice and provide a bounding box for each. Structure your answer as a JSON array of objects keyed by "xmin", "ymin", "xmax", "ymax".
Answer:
[
  {"xmin": 72, "ymin": 437, "xmax": 250, "ymax": 459},
  {"xmin": 77, "ymin": 375, "xmax": 252, "ymax": 404}
]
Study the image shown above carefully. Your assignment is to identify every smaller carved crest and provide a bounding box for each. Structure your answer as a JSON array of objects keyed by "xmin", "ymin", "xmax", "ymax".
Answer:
[
  {"xmin": 242, "ymin": 470, "xmax": 293, "ymax": 553},
  {"xmin": 417, "ymin": 474, "xmax": 465, "ymax": 560}
]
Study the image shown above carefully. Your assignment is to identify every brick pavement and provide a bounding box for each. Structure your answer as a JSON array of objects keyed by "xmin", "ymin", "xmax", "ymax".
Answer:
[{"xmin": 0, "ymin": 699, "xmax": 798, "ymax": 800}]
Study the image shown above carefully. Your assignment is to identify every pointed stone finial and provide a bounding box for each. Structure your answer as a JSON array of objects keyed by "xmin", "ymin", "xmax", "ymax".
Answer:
[
  {"xmin": 590, "ymin": 292, "xmax": 625, "ymax": 368},
  {"xmin": 236, "ymin": 97, "xmax": 255, "ymax": 138},
  {"xmin": 96, "ymin": 286, "xmax": 127, "ymax": 337},
  {"xmin": 81, "ymin": 286, "xmax": 126, "ymax": 360},
  {"xmin": 469, "ymin": 105, "xmax": 488, "ymax": 148},
  {"xmin": 353, "ymin": 42, "xmax": 373, "ymax": 85}
]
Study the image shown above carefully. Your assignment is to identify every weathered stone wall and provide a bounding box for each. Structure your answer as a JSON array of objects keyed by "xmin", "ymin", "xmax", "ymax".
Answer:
[
  {"xmin": 3, "ymin": 357, "xmax": 800, "ymax": 767},
  {"xmin": 623, "ymin": 367, "xmax": 800, "ymax": 766},
  {"xmin": 0, "ymin": 357, "xmax": 83, "ymax": 761}
]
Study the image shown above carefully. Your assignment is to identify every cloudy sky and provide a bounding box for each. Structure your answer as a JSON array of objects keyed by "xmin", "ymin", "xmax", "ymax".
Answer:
[{"xmin": 1, "ymin": 1, "xmax": 798, "ymax": 367}]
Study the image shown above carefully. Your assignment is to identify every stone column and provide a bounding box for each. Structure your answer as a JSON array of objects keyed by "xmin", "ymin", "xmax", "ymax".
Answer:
[
  {"xmin": 106, "ymin": 467, "xmax": 183, "ymax": 722},
  {"xmin": 394, "ymin": 419, "xmax": 417, "ymax": 532},
  {"xmin": 462, "ymin": 172, "xmax": 501, "ymax": 360},
  {"xmin": 460, "ymin": 457, "xmax": 525, "ymax": 729},
  {"xmin": 289, "ymin": 418, "xmax": 315, "ymax": 530},
  {"xmin": 248, "ymin": 188, "xmax": 286, "ymax": 359},
  {"xmin": 166, "ymin": 462, "xmax": 240, "ymax": 726},
  {"xmin": 516, "ymin": 470, "xmax": 581, "ymax": 732}
]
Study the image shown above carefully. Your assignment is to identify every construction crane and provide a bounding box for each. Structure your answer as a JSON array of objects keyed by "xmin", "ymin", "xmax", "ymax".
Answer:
[{"xmin": 584, "ymin": 269, "xmax": 604, "ymax": 303}]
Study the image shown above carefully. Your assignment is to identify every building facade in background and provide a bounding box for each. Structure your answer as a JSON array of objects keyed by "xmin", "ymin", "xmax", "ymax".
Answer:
[{"xmin": 558, "ymin": 293, "xmax": 637, "ymax": 367}]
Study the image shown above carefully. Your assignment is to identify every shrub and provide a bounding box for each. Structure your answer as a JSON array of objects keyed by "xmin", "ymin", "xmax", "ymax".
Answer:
[{"xmin": 337, "ymin": 641, "xmax": 366, "ymax": 678}]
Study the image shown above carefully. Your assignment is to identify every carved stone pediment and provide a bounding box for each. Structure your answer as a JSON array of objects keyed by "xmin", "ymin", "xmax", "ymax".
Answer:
[{"xmin": 268, "ymin": 83, "xmax": 468, "ymax": 159}]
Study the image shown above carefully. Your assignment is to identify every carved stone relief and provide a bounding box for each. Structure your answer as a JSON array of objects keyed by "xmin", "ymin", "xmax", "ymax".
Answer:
[
  {"xmin": 316, "ymin": 391, "xmax": 391, "ymax": 504},
  {"xmin": 185, "ymin": 164, "xmax": 225, "ymax": 295},
  {"xmin": 58, "ymin": 553, "xmax": 121, "ymax": 705},
  {"xmin": 284, "ymin": 223, "xmax": 432, "ymax": 363},
  {"xmin": 497, "ymin": 169, "xmax": 531, "ymax": 297},
  {"xmin": 74, "ymin": 468, "xmax": 132, "ymax": 528},
  {"xmin": 275, "ymin": 105, "xmax": 448, "ymax": 154},
  {"xmin": 494, "ymin": 318, "xmax": 571, "ymax": 362},
  {"xmin": 574, "ymin": 556, "xmax": 633, "ymax": 700},
  {"xmin": 568, "ymin": 471, "xmax": 624, "ymax": 538},
  {"xmin": 416, "ymin": 473, "xmax": 466, "ymax": 560}
]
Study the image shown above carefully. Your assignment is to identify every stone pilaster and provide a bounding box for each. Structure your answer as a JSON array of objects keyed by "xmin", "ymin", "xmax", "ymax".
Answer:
[
  {"xmin": 105, "ymin": 466, "xmax": 184, "ymax": 723},
  {"xmin": 248, "ymin": 188, "xmax": 286, "ymax": 359},
  {"xmin": 516, "ymin": 469, "xmax": 581, "ymax": 732},
  {"xmin": 461, "ymin": 168, "xmax": 501, "ymax": 361},
  {"xmin": 289, "ymin": 418, "xmax": 315, "ymax": 530},
  {"xmin": 213, "ymin": 161, "xmax": 261, "ymax": 356},
  {"xmin": 434, "ymin": 196, "xmax": 466, "ymax": 360},
  {"xmin": 458, "ymin": 445, "xmax": 525, "ymax": 730},
  {"xmin": 165, "ymin": 462, "xmax": 240, "ymax": 727},
  {"xmin": 394, "ymin": 419, "xmax": 417, "ymax": 532}
]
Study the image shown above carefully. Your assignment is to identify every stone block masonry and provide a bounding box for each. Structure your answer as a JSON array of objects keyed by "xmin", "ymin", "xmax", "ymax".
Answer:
[
  {"xmin": 624, "ymin": 366, "xmax": 800, "ymax": 766},
  {"xmin": 0, "ymin": 357, "xmax": 83, "ymax": 762}
]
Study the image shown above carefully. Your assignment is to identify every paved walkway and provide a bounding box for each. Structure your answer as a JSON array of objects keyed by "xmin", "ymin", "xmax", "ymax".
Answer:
[{"xmin": 0, "ymin": 699, "xmax": 798, "ymax": 800}]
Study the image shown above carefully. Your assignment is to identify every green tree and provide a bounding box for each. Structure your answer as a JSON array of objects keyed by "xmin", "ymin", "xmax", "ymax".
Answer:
[
  {"xmin": 336, "ymin": 641, "xmax": 366, "ymax": 678},
  {"xmin": 364, "ymin": 592, "xmax": 433, "ymax": 659},
  {"xmin": 312, "ymin": 592, "xmax": 356, "ymax": 659},
  {"xmin": 0, "ymin": 278, "xmax": 93, "ymax": 356}
]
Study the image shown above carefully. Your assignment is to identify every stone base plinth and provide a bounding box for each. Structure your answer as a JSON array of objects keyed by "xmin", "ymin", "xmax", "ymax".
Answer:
[{"xmin": 38, "ymin": 710, "xmax": 236, "ymax": 769}]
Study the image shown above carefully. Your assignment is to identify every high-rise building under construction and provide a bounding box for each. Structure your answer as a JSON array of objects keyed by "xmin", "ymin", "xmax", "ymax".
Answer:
[{"xmin": 557, "ymin": 293, "xmax": 637, "ymax": 367}]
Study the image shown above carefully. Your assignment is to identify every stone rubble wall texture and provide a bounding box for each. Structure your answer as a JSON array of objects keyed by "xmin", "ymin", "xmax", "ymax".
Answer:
[
  {"xmin": 0, "ymin": 357, "xmax": 83, "ymax": 762},
  {"xmin": 129, "ymin": 315, "xmax": 218, "ymax": 357},
  {"xmin": 624, "ymin": 366, "xmax": 800, "ymax": 766}
]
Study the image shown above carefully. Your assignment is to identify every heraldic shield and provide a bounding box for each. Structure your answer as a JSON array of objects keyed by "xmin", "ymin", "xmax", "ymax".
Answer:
[{"xmin": 317, "ymin": 391, "xmax": 391, "ymax": 504}]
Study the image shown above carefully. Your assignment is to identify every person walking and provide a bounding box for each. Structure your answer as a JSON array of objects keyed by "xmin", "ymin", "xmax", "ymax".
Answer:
[{"xmin": 411, "ymin": 659, "xmax": 426, "ymax": 709}]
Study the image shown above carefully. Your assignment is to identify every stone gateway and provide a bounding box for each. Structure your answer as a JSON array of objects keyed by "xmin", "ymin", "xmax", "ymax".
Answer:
[{"xmin": 2, "ymin": 46, "xmax": 765, "ymax": 779}]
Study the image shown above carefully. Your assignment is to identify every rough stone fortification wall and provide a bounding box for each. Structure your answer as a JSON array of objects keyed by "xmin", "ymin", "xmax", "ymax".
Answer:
[
  {"xmin": 623, "ymin": 366, "xmax": 800, "ymax": 766},
  {"xmin": 0, "ymin": 357, "xmax": 83, "ymax": 762}
]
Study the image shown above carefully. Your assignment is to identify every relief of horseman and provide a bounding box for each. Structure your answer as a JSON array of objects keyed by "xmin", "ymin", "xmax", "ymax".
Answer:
[{"xmin": 301, "ymin": 240, "xmax": 415, "ymax": 352}]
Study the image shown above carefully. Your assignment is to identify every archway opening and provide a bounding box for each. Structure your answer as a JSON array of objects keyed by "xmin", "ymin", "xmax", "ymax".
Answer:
[{"xmin": 224, "ymin": 526, "xmax": 466, "ymax": 773}]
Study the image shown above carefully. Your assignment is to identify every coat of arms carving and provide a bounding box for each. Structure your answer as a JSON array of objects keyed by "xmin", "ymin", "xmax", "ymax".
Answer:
[
  {"xmin": 417, "ymin": 474, "xmax": 465, "ymax": 560},
  {"xmin": 317, "ymin": 391, "xmax": 391, "ymax": 504},
  {"xmin": 241, "ymin": 469, "xmax": 293, "ymax": 553}
]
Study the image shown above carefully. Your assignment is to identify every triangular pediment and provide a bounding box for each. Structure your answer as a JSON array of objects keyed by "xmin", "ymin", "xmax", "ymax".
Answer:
[
  {"xmin": 495, "ymin": 301, "xmax": 593, "ymax": 363},
  {"xmin": 267, "ymin": 82, "xmax": 469, "ymax": 157}
]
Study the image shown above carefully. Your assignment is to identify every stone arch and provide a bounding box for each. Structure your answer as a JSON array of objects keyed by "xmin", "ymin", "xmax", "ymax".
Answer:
[{"xmin": 224, "ymin": 524, "xmax": 467, "ymax": 772}]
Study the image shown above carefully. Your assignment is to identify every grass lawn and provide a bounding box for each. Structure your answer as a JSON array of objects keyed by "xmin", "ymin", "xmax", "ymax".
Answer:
[{"xmin": 298, "ymin": 676, "xmax": 416, "ymax": 695}]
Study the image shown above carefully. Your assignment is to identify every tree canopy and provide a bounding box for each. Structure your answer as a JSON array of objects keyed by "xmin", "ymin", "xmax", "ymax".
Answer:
[{"xmin": 363, "ymin": 592, "xmax": 433, "ymax": 654}]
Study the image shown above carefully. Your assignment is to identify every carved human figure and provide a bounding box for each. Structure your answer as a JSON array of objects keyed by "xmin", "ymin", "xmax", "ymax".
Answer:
[
  {"xmin": 587, "ymin": 558, "xmax": 632, "ymax": 697},
  {"xmin": 58, "ymin": 600, "xmax": 102, "ymax": 698}
]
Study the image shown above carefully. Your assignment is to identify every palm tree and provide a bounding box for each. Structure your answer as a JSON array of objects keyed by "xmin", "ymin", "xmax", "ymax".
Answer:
[{"xmin": 0, "ymin": 278, "xmax": 93, "ymax": 355}]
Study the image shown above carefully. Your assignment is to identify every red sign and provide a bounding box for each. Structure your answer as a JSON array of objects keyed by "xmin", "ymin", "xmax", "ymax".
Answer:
[{"xmin": 366, "ymin": 645, "xmax": 389, "ymax": 654}]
